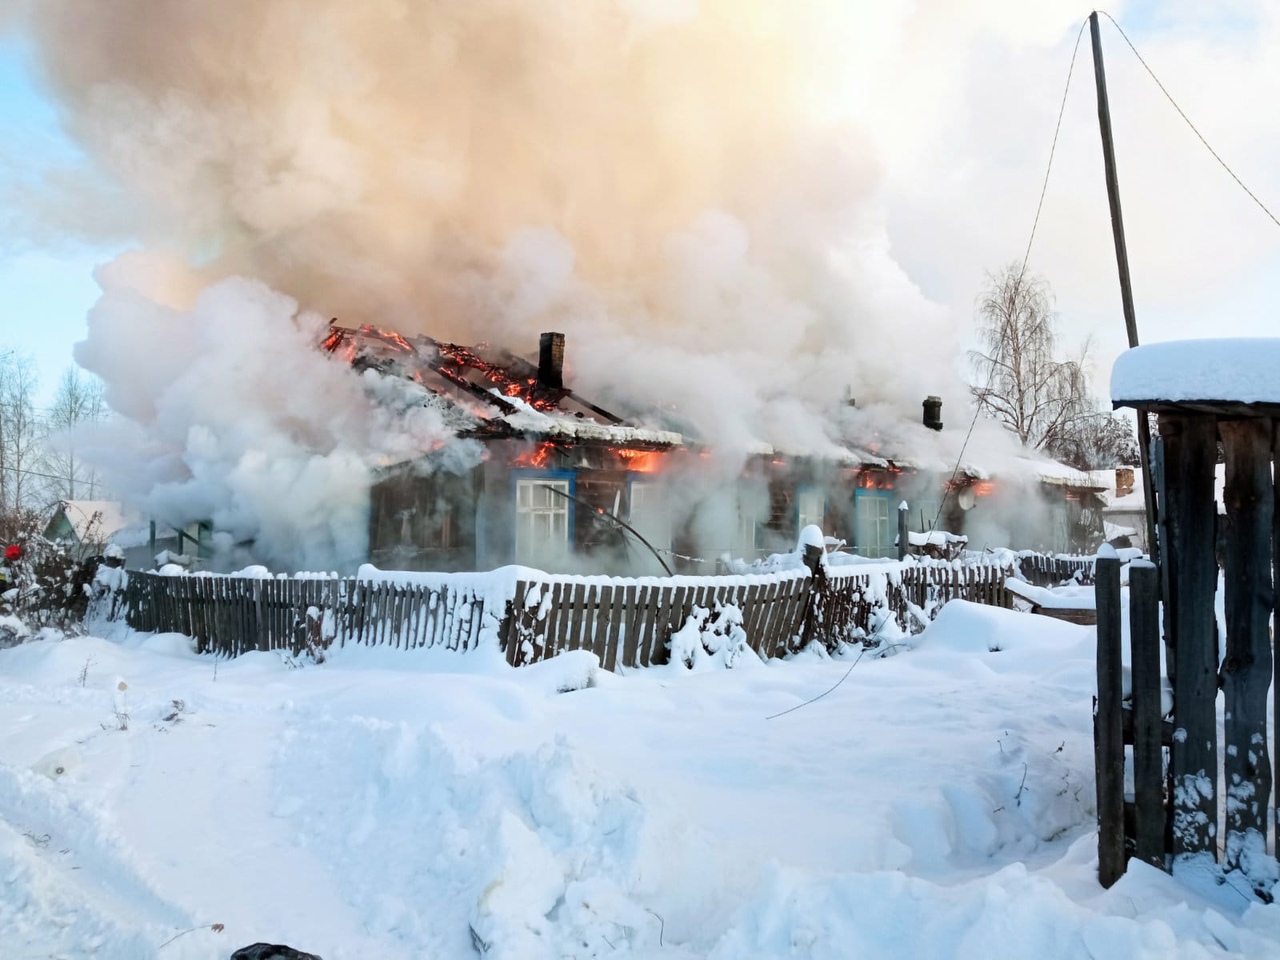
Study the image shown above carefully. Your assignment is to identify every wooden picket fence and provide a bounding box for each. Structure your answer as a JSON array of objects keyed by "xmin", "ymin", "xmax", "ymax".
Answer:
[
  {"xmin": 501, "ymin": 562, "xmax": 1013, "ymax": 668},
  {"xmin": 114, "ymin": 559, "xmax": 1017, "ymax": 667},
  {"xmin": 1015, "ymin": 552, "xmax": 1096, "ymax": 587},
  {"xmin": 122, "ymin": 573, "xmax": 487, "ymax": 657}
]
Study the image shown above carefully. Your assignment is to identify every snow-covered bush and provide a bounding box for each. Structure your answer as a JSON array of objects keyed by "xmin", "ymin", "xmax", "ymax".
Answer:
[
  {"xmin": 668, "ymin": 604, "xmax": 759, "ymax": 670},
  {"xmin": 0, "ymin": 511, "xmax": 122, "ymax": 634}
]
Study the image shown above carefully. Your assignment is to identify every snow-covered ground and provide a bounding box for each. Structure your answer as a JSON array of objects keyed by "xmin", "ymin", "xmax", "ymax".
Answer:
[{"xmin": 3, "ymin": 604, "xmax": 1280, "ymax": 959}]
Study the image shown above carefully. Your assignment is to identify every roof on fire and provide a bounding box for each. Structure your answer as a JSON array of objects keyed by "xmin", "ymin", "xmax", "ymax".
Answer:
[{"xmin": 323, "ymin": 324, "xmax": 683, "ymax": 450}]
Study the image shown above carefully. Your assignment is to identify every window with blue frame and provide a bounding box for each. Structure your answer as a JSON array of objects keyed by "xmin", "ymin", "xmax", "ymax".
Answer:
[
  {"xmin": 513, "ymin": 470, "xmax": 575, "ymax": 566},
  {"xmin": 854, "ymin": 488, "xmax": 894, "ymax": 558}
]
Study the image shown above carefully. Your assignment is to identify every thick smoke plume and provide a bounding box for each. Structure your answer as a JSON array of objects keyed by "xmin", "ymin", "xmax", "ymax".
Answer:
[
  {"xmin": 73, "ymin": 263, "xmax": 478, "ymax": 570},
  {"xmin": 6, "ymin": 0, "xmax": 1028, "ymax": 567}
]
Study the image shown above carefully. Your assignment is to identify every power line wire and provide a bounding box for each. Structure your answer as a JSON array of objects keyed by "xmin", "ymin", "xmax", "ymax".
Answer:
[
  {"xmin": 1095, "ymin": 9, "xmax": 1280, "ymax": 231},
  {"xmin": 1021, "ymin": 17, "xmax": 1091, "ymax": 270},
  {"xmin": 931, "ymin": 16, "xmax": 1089, "ymax": 537}
]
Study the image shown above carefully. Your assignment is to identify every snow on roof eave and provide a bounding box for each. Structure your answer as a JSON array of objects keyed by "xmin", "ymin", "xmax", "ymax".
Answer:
[{"xmin": 1112, "ymin": 338, "xmax": 1280, "ymax": 409}]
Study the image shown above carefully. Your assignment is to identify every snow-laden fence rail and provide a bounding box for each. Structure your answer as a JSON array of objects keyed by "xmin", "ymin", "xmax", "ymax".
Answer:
[
  {"xmin": 113, "ymin": 556, "xmax": 1017, "ymax": 666},
  {"xmin": 501, "ymin": 560, "xmax": 1013, "ymax": 668}
]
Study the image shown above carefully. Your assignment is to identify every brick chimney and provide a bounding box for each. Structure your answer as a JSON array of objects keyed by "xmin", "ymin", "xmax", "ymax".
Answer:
[
  {"xmin": 537, "ymin": 332, "xmax": 565, "ymax": 391},
  {"xmin": 922, "ymin": 396, "xmax": 943, "ymax": 431},
  {"xmin": 1115, "ymin": 466, "xmax": 1135, "ymax": 498}
]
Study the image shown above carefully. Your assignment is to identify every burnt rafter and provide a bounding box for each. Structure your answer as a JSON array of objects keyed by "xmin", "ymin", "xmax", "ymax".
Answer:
[{"xmin": 322, "ymin": 322, "xmax": 626, "ymax": 425}]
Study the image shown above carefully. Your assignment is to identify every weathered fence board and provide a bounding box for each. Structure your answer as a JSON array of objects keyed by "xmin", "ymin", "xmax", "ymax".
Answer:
[
  {"xmin": 1162, "ymin": 414, "xmax": 1220, "ymax": 859},
  {"xmin": 1220, "ymin": 419, "xmax": 1275, "ymax": 871},
  {"xmin": 1129, "ymin": 560, "xmax": 1164, "ymax": 869},
  {"xmin": 1094, "ymin": 554, "xmax": 1125, "ymax": 889}
]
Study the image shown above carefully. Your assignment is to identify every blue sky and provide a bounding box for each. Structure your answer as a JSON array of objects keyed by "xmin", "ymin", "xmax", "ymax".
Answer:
[{"xmin": 0, "ymin": 36, "xmax": 124, "ymax": 403}]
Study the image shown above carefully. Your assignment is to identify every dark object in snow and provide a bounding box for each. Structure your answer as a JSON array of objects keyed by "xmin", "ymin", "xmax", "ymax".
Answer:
[
  {"xmin": 0, "ymin": 623, "xmax": 21, "ymax": 650},
  {"xmin": 229, "ymin": 944, "xmax": 323, "ymax": 960}
]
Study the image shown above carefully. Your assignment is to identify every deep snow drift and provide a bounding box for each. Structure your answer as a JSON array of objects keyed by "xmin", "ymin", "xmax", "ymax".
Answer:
[{"xmin": 3, "ymin": 604, "xmax": 1280, "ymax": 958}]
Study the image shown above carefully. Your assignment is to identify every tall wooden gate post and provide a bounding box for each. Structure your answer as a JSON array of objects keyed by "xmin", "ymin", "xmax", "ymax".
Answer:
[
  {"xmin": 1094, "ymin": 551, "xmax": 1125, "ymax": 887},
  {"xmin": 1220, "ymin": 418, "xmax": 1275, "ymax": 872},
  {"xmin": 1160, "ymin": 414, "xmax": 1220, "ymax": 861}
]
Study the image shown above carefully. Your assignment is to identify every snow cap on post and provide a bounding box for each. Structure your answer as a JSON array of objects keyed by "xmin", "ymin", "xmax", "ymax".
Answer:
[{"xmin": 1111, "ymin": 338, "xmax": 1280, "ymax": 408}]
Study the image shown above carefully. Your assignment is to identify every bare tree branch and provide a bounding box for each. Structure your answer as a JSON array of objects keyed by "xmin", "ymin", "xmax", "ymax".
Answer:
[{"xmin": 969, "ymin": 264, "xmax": 1137, "ymax": 470}]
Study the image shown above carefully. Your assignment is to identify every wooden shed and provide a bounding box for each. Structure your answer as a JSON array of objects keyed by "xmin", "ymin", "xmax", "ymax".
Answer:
[{"xmin": 1101, "ymin": 338, "xmax": 1279, "ymax": 890}]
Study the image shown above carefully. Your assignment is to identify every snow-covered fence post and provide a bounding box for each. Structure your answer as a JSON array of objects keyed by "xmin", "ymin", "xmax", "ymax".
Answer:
[
  {"xmin": 799, "ymin": 536, "xmax": 825, "ymax": 648},
  {"xmin": 1093, "ymin": 548, "xmax": 1125, "ymax": 888},
  {"xmin": 897, "ymin": 501, "xmax": 909, "ymax": 561}
]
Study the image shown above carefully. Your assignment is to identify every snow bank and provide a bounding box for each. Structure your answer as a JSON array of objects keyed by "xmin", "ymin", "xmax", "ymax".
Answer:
[{"xmin": 2, "ymin": 602, "xmax": 1278, "ymax": 958}]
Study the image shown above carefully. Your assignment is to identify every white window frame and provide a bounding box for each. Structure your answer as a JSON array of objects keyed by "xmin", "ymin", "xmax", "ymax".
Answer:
[
  {"xmin": 797, "ymin": 487, "xmax": 825, "ymax": 535},
  {"xmin": 515, "ymin": 477, "xmax": 571, "ymax": 565},
  {"xmin": 855, "ymin": 491, "xmax": 893, "ymax": 558}
]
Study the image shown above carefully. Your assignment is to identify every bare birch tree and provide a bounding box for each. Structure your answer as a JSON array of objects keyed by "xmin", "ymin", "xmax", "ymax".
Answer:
[
  {"xmin": 0, "ymin": 354, "xmax": 41, "ymax": 511},
  {"xmin": 40, "ymin": 367, "xmax": 106, "ymax": 501},
  {"xmin": 969, "ymin": 265, "xmax": 1094, "ymax": 458}
]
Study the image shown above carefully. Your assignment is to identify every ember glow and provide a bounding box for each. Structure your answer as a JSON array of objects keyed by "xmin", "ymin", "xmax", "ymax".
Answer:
[
  {"xmin": 856, "ymin": 469, "xmax": 898, "ymax": 491},
  {"xmin": 614, "ymin": 449, "xmax": 662, "ymax": 474}
]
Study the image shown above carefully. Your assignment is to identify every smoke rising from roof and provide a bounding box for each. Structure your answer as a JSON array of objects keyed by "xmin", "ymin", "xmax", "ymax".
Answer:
[{"xmin": 15, "ymin": 1, "xmax": 965, "ymax": 417}]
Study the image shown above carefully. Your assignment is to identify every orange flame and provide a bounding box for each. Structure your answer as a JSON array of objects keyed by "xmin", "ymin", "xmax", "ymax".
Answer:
[
  {"xmin": 511, "ymin": 442, "xmax": 557, "ymax": 469},
  {"xmin": 615, "ymin": 449, "xmax": 661, "ymax": 473},
  {"xmin": 972, "ymin": 481, "xmax": 996, "ymax": 498},
  {"xmin": 855, "ymin": 470, "xmax": 896, "ymax": 490}
]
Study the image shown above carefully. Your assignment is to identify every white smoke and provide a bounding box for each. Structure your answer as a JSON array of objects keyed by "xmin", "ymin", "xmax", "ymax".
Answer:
[
  {"xmin": 74, "ymin": 267, "xmax": 479, "ymax": 570},
  {"xmin": 4, "ymin": 0, "xmax": 1056, "ymax": 567}
]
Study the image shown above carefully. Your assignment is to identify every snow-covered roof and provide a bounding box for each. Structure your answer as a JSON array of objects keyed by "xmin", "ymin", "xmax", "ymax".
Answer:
[
  {"xmin": 1112, "ymin": 338, "xmax": 1280, "ymax": 407},
  {"xmin": 1017, "ymin": 458, "xmax": 1107, "ymax": 490},
  {"xmin": 49, "ymin": 500, "xmax": 175, "ymax": 547},
  {"xmin": 53, "ymin": 501, "xmax": 132, "ymax": 542},
  {"xmin": 497, "ymin": 395, "xmax": 683, "ymax": 447},
  {"xmin": 1096, "ymin": 461, "xmax": 1228, "ymax": 516}
]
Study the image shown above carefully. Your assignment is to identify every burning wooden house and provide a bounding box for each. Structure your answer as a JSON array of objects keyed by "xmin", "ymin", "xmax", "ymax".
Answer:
[
  {"xmin": 323, "ymin": 322, "xmax": 1102, "ymax": 575},
  {"xmin": 324, "ymin": 325, "xmax": 685, "ymax": 573}
]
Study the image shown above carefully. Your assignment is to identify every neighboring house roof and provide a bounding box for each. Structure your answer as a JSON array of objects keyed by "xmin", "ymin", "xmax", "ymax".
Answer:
[
  {"xmin": 45, "ymin": 501, "xmax": 176, "ymax": 548},
  {"xmin": 1097, "ymin": 462, "xmax": 1227, "ymax": 516},
  {"xmin": 46, "ymin": 501, "xmax": 131, "ymax": 544},
  {"xmin": 1026, "ymin": 459, "xmax": 1108, "ymax": 491}
]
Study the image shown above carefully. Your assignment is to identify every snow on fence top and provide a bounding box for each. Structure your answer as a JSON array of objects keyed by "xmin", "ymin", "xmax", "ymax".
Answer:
[{"xmin": 1111, "ymin": 338, "xmax": 1280, "ymax": 406}]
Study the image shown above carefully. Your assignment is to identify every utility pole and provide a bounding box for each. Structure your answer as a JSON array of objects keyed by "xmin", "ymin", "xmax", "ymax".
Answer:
[{"xmin": 1089, "ymin": 10, "xmax": 1159, "ymax": 562}]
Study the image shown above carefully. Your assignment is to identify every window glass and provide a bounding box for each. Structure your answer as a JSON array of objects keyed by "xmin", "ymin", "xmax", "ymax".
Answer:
[{"xmin": 515, "ymin": 478, "xmax": 570, "ymax": 565}]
